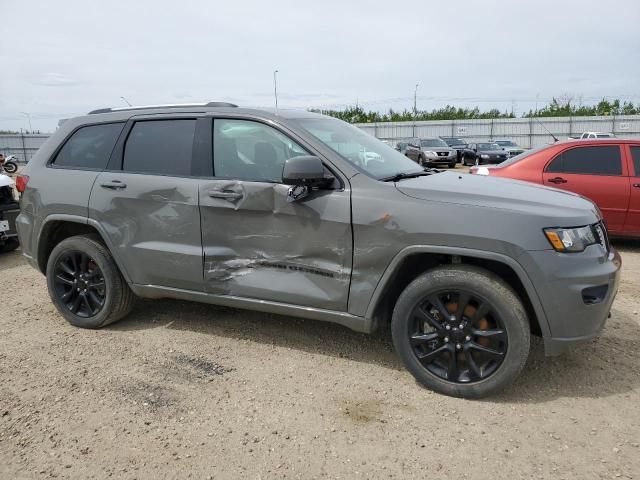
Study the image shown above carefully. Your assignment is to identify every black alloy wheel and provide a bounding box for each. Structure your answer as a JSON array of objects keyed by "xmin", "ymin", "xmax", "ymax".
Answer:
[
  {"xmin": 52, "ymin": 250, "xmax": 106, "ymax": 318},
  {"xmin": 408, "ymin": 290, "xmax": 507, "ymax": 383}
]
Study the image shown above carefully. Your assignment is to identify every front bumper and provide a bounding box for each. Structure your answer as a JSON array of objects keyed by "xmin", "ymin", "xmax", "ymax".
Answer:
[
  {"xmin": 523, "ymin": 246, "xmax": 621, "ymax": 356},
  {"xmin": 424, "ymin": 155, "xmax": 456, "ymax": 165}
]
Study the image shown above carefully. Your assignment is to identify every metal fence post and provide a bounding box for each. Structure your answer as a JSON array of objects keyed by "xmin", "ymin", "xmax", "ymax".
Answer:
[
  {"xmin": 20, "ymin": 130, "xmax": 27, "ymax": 163},
  {"xmin": 529, "ymin": 117, "xmax": 533, "ymax": 148}
]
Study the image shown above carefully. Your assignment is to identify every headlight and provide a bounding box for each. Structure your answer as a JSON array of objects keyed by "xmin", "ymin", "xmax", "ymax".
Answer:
[
  {"xmin": 544, "ymin": 226, "xmax": 597, "ymax": 252},
  {"xmin": 423, "ymin": 150, "xmax": 436, "ymax": 156},
  {"xmin": 480, "ymin": 154, "xmax": 489, "ymax": 159}
]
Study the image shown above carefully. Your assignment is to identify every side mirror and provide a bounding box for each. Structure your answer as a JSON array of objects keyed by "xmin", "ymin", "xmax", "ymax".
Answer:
[{"xmin": 282, "ymin": 155, "xmax": 331, "ymax": 187}]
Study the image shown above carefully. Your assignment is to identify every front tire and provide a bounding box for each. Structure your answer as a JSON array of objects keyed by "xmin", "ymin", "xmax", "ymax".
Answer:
[
  {"xmin": 3, "ymin": 162, "xmax": 17, "ymax": 174},
  {"xmin": 46, "ymin": 234, "xmax": 134, "ymax": 328},
  {"xmin": 391, "ymin": 265, "xmax": 530, "ymax": 398}
]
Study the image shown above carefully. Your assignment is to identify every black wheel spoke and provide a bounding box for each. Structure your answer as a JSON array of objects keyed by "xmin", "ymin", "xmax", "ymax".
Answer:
[
  {"xmin": 81, "ymin": 294, "xmax": 93, "ymax": 314},
  {"xmin": 469, "ymin": 342, "xmax": 504, "ymax": 358},
  {"xmin": 410, "ymin": 332, "xmax": 439, "ymax": 346},
  {"xmin": 416, "ymin": 344, "xmax": 449, "ymax": 364},
  {"xmin": 447, "ymin": 346, "xmax": 459, "ymax": 381},
  {"xmin": 88, "ymin": 280, "xmax": 105, "ymax": 290},
  {"xmin": 69, "ymin": 294, "xmax": 82, "ymax": 313},
  {"xmin": 473, "ymin": 328, "xmax": 505, "ymax": 339},
  {"xmin": 81, "ymin": 255, "xmax": 89, "ymax": 274},
  {"xmin": 455, "ymin": 292, "xmax": 470, "ymax": 321},
  {"xmin": 416, "ymin": 305, "xmax": 445, "ymax": 332},
  {"xmin": 470, "ymin": 302, "xmax": 491, "ymax": 324},
  {"xmin": 464, "ymin": 348, "xmax": 482, "ymax": 378},
  {"xmin": 60, "ymin": 289, "xmax": 74, "ymax": 301},
  {"xmin": 60, "ymin": 260, "xmax": 75, "ymax": 276},
  {"xmin": 88, "ymin": 291, "xmax": 103, "ymax": 309},
  {"xmin": 55, "ymin": 274, "xmax": 74, "ymax": 286},
  {"xmin": 428, "ymin": 295, "xmax": 452, "ymax": 322}
]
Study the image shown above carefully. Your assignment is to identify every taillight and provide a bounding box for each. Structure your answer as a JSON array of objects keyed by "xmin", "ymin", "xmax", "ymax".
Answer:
[{"xmin": 16, "ymin": 174, "xmax": 29, "ymax": 193}]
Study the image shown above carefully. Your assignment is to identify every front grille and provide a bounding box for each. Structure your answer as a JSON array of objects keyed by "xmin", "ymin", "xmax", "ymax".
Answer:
[
  {"xmin": 509, "ymin": 150, "xmax": 524, "ymax": 157},
  {"xmin": 437, "ymin": 151, "xmax": 448, "ymax": 157},
  {"xmin": 592, "ymin": 221, "xmax": 610, "ymax": 252}
]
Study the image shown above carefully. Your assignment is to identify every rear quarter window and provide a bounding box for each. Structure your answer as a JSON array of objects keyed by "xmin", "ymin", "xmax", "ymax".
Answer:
[
  {"xmin": 545, "ymin": 145, "xmax": 622, "ymax": 176},
  {"xmin": 53, "ymin": 123, "xmax": 124, "ymax": 169}
]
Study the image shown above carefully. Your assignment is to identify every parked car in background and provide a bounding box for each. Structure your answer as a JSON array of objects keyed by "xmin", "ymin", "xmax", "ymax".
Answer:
[
  {"xmin": 494, "ymin": 140, "xmax": 525, "ymax": 157},
  {"xmin": 462, "ymin": 142, "xmax": 509, "ymax": 166},
  {"xmin": 470, "ymin": 139, "xmax": 640, "ymax": 237},
  {"xmin": 405, "ymin": 138, "xmax": 457, "ymax": 168},
  {"xmin": 569, "ymin": 132, "xmax": 616, "ymax": 140},
  {"xmin": 15, "ymin": 103, "xmax": 621, "ymax": 398},
  {"xmin": 395, "ymin": 141, "xmax": 409, "ymax": 154},
  {"xmin": 440, "ymin": 137, "xmax": 468, "ymax": 163},
  {"xmin": 0, "ymin": 174, "xmax": 20, "ymax": 253}
]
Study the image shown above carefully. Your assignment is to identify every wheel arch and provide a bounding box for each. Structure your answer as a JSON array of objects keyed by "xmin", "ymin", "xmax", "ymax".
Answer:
[
  {"xmin": 365, "ymin": 246, "xmax": 550, "ymax": 339},
  {"xmin": 36, "ymin": 215, "xmax": 131, "ymax": 283}
]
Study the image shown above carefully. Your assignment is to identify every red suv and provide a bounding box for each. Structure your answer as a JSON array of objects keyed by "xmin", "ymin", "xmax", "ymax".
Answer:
[{"xmin": 470, "ymin": 139, "xmax": 640, "ymax": 237}]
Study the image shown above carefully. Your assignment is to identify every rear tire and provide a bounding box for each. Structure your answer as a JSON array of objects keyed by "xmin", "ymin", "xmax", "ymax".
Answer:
[
  {"xmin": 46, "ymin": 234, "xmax": 134, "ymax": 328},
  {"xmin": 391, "ymin": 265, "xmax": 530, "ymax": 398}
]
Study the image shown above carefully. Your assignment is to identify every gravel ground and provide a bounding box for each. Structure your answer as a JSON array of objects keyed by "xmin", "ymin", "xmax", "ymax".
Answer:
[{"xmin": 1, "ymin": 169, "xmax": 639, "ymax": 478}]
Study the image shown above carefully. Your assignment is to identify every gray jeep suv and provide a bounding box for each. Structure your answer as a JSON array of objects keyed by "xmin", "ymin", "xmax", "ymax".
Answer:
[{"xmin": 15, "ymin": 103, "xmax": 621, "ymax": 398}]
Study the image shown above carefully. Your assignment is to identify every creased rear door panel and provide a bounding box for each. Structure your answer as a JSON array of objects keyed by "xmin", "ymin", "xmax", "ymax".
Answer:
[{"xmin": 199, "ymin": 180, "xmax": 352, "ymax": 311}]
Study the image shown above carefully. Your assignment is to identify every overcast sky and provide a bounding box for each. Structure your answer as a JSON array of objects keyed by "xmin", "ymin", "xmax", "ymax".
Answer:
[{"xmin": 1, "ymin": 0, "xmax": 639, "ymax": 132}]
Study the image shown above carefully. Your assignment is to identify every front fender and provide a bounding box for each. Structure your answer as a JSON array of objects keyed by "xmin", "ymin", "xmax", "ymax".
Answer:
[{"xmin": 363, "ymin": 245, "xmax": 551, "ymax": 339}]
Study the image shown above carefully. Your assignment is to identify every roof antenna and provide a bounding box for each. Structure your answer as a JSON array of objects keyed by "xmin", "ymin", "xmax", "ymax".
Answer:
[
  {"xmin": 120, "ymin": 96, "xmax": 132, "ymax": 106},
  {"xmin": 273, "ymin": 69, "xmax": 279, "ymax": 113},
  {"xmin": 532, "ymin": 115, "xmax": 558, "ymax": 142}
]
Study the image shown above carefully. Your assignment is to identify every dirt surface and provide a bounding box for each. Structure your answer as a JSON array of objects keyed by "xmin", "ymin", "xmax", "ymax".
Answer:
[{"xmin": 1, "ymin": 229, "xmax": 640, "ymax": 478}]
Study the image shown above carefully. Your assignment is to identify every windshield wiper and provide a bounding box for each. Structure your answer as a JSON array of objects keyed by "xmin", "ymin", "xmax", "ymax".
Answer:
[{"xmin": 381, "ymin": 168, "xmax": 440, "ymax": 182}]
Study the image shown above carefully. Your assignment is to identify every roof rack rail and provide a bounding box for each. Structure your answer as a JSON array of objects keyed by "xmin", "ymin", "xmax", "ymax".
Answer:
[{"xmin": 88, "ymin": 101, "xmax": 238, "ymax": 115}]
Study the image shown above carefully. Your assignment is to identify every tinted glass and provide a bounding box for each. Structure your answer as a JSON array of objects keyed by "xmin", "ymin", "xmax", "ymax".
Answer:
[
  {"xmin": 123, "ymin": 120, "xmax": 196, "ymax": 176},
  {"xmin": 631, "ymin": 146, "xmax": 640, "ymax": 176},
  {"xmin": 421, "ymin": 138, "xmax": 448, "ymax": 148},
  {"xmin": 477, "ymin": 143, "xmax": 501, "ymax": 150},
  {"xmin": 296, "ymin": 117, "xmax": 423, "ymax": 179},
  {"xmin": 213, "ymin": 119, "xmax": 308, "ymax": 182},
  {"xmin": 496, "ymin": 140, "xmax": 517, "ymax": 147},
  {"xmin": 54, "ymin": 123, "xmax": 123, "ymax": 169},
  {"xmin": 546, "ymin": 146, "xmax": 622, "ymax": 175}
]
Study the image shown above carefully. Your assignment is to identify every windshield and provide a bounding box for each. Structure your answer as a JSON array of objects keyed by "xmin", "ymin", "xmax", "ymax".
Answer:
[
  {"xmin": 296, "ymin": 117, "xmax": 423, "ymax": 179},
  {"xmin": 442, "ymin": 137, "xmax": 466, "ymax": 146},
  {"xmin": 495, "ymin": 140, "xmax": 517, "ymax": 147},
  {"xmin": 420, "ymin": 138, "xmax": 448, "ymax": 148},
  {"xmin": 477, "ymin": 143, "xmax": 501, "ymax": 150}
]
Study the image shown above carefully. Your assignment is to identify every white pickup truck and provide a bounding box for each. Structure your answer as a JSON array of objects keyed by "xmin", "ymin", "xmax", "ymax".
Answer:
[{"xmin": 569, "ymin": 131, "xmax": 616, "ymax": 139}]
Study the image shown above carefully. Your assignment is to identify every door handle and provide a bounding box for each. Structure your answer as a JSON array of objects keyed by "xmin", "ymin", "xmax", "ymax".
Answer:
[
  {"xmin": 100, "ymin": 180, "xmax": 127, "ymax": 190},
  {"xmin": 208, "ymin": 190, "xmax": 243, "ymax": 200},
  {"xmin": 547, "ymin": 177, "xmax": 567, "ymax": 184},
  {"xmin": 633, "ymin": 183, "xmax": 640, "ymax": 188}
]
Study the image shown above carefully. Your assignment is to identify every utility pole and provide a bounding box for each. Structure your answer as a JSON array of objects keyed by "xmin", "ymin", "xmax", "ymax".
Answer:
[
  {"xmin": 20, "ymin": 112, "xmax": 32, "ymax": 132},
  {"xmin": 273, "ymin": 70, "xmax": 279, "ymax": 111},
  {"xmin": 413, "ymin": 83, "xmax": 419, "ymax": 138}
]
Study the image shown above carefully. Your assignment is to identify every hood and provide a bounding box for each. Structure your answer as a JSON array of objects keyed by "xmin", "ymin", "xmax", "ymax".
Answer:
[
  {"xmin": 424, "ymin": 146, "xmax": 454, "ymax": 153},
  {"xmin": 394, "ymin": 171, "xmax": 599, "ymax": 224}
]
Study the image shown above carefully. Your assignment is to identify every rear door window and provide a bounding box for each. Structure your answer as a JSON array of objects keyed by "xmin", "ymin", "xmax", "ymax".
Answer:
[
  {"xmin": 545, "ymin": 146, "xmax": 622, "ymax": 175},
  {"xmin": 123, "ymin": 120, "xmax": 196, "ymax": 176},
  {"xmin": 53, "ymin": 123, "xmax": 124, "ymax": 169}
]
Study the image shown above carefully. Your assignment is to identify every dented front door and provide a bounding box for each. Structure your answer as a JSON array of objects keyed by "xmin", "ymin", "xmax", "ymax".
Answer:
[{"xmin": 198, "ymin": 180, "xmax": 352, "ymax": 311}]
